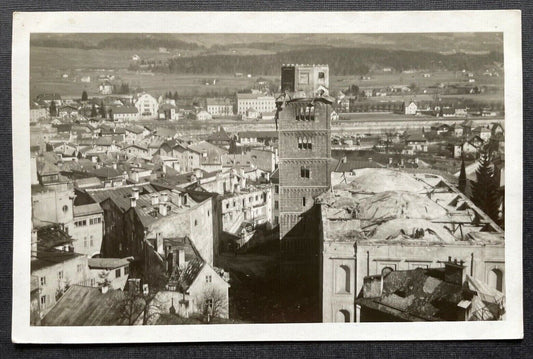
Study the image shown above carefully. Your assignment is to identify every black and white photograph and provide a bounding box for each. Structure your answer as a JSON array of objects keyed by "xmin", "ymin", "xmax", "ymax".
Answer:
[{"xmin": 11, "ymin": 11, "xmax": 523, "ymax": 343}]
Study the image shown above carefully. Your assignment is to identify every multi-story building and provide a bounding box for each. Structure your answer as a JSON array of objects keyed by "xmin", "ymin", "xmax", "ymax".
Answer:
[
  {"xmin": 318, "ymin": 168, "xmax": 505, "ymax": 322},
  {"xmin": 134, "ymin": 93, "xmax": 159, "ymax": 119},
  {"xmin": 206, "ymin": 98, "xmax": 234, "ymax": 117},
  {"xmin": 277, "ymin": 64, "xmax": 333, "ymax": 256},
  {"xmin": 236, "ymin": 93, "xmax": 276, "ymax": 116},
  {"xmin": 69, "ymin": 203, "xmax": 104, "ymax": 257}
]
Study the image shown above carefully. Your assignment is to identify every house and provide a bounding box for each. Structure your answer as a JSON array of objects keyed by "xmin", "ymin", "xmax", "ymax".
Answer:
[
  {"xmin": 99, "ymin": 81, "xmax": 114, "ymax": 95},
  {"xmin": 147, "ymin": 236, "xmax": 230, "ymax": 321},
  {"xmin": 472, "ymin": 126, "xmax": 492, "ymax": 141},
  {"xmin": 188, "ymin": 141, "xmax": 228, "ymax": 167},
  {"xmin": 245, "ymin": 107, "xmax": 260, "ymax": 120},
  {"xmin": 440, "ymin": 107, "xmax": 456, "ymax": 117},
  {"xmin": 195, "ymin": 110, "xmax": 212, "ymax": 121},
  {"xmin": 206, "ymin": 98, "xmax": 234, "ymax": 117},
  {"xmin": 237, "ymin": 131, "xmax": 278, "ymax": 146},
  {"xmin": 110, "ymin": 106, "xmax": 139, "ymax": 122},
  {"xmin": 158, "ymin": 103, "xmax": 178, "ymax": 121},
  {"xmin": 404, "ymin": 101, "xmax": 418, "ymax": 115},
  {"xmin": 58, "ymin": 105, "xmax": 79, "ymax": 118},
  {"xmin": 404, "ymin": 132, "xmax": 428, "ymax": 153},
  {"xmin": 88, "ymin": 257, "xmax": 131, "ymax": 290},
  {"xmin": 453, "ymin": 124, "xmax": 464, "ymax": 137},
  {"xmin": 35, "ymin": 93, "xmax": 63, "ymax": 107},
  {"xmin": 31, "ymin": 245, "xmax": 91, "ymax": 319},
  {"xmin": 455, "ymin": 107, "xmax": 468, "ymax": 117},
  {"xmin": 135, "ymin": 93, "xmax": 159, "ymax": 119},
  {"xmin": 124, "ymin": 144, "xmax": 150, "ymax": 158},
  {"xmin": 30, "ymin": 102, "xmax": 48, "ymax": 123},
  {"xmin": 431, "ymin": 123, "xmax": 452, "ymax": 135},
  {"xmin": 124, "ymin": 125, "xmax": 147, "ymax": 144},
  {"xmin": 80, "ymin": 76, "xmax": 91, "ymax": 83},
  {"xmin": 206, "ymin": 126, "xmax": 232, "ymax": 148}
]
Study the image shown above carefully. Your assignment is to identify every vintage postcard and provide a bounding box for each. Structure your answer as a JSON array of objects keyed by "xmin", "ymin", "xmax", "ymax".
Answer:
[{"xmin": 12, "ymin": 11, "xmax": 523, "ymax": 343}]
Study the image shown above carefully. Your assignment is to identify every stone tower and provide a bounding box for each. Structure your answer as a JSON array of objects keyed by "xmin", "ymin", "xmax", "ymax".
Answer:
[{"xmin": 277, "ymin": 64, "xmax": 333, "ymax": 257}]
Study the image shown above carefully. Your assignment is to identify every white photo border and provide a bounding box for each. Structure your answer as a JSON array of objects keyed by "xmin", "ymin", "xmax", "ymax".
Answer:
[{"xmin": 12, "ymin": 10, "xmax": 523, "ymax": 343}]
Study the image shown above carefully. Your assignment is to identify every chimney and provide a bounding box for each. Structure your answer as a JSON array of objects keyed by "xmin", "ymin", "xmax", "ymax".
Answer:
[
  {"xmin": 444, "ymin": 257, "xmax": 467, "ymax": 285},
  {"xmin": 31, "ymin": 229, "xmax": 38, "ymax": 253},
  {"xmin": 91, "ymin": 155, "xmax": 97, "ymax": 163},
  {"xmin": 341, "ymin": 156, "xmax": 347, "ymax": 163},
  {"xmin": 177, "ymin": 248, "xmax": 185, "ymax": 268},
  {"xmin": 160, "ymin": 192, "xmax": 169, "ymax": 203},
  {"xmin": 130, "ymin": 196, "xmax": 137, "ymax": 208},
  {"xmin": 156, "ymin": 232, "xmax": 164, "ymax": 255},
  {"xmin": 159, "ymin": 202, "xmax": 168, "ymax": 216},
  {"xmin": 100, "ymin": 285, "xmax": 109, "ymax": 294},
  {"xmin": 388, "ymin": 157, "xmax": 393, "ymax": 165},
  {"xmin": 415, "ymin": 157, "xmax": 419, "ymax": 164},
  {"xmin": 132, "ymin": 187, "xmax": 140, "ymax": 200},
  {"xmin": 151, "ymin": 194, "xmax": 159, "ymax": 206},
  {"xmin": 112, "ymin": 162, "xmax": 117, "ymax": 170}
]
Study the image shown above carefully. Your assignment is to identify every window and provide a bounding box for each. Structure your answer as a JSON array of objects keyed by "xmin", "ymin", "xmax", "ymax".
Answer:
[
  {"xmin": 115, "ymin": 268, "xmax": 122, "ymax": 278},
  {"xmin": 77, "ymin": 264, "xmax": 83, "ymax": 273},
  {"xmin": 58, "ymin": 271, "xmax": 63, "ymax": 280},
  {"xmin": 336, "ymin": 309, "xmax": 350, "ymax": 323},
  {"xmin": 194, "ymin": 219, "xmax": 198, "ymax": 226},
  {"xmin": 336, "ymin": 265, "xmax": 351, "ymax": 293},
  {"xmin": 90, "ymin": 236, "xmax": 94, "ymax": 247},
  {"xmin": 275, "ymin": 185, "xmax": 279, "ymax": 194},
  {"xmin": 40, "ymin": 276, "xmax": 46, "ymax": 286},
  {"xmin": 62, "ymin": 205, "xmax": 68, "ymax": 213},
  {"xmin": 318, "ymin": 71, "xmax": 325, "ymax": 79},
  {"xmin": 489, "ymin": 268, "xmax": 504, "ymax": 291},
  {"xmin": 124, "ymin": 266, "xmax": 129, "ymax": 275},
  {"xmin": 274, "ymin": 201, "xmax": 279, "ymax": 210},
  {"xmin": 226, "ymin": 203, "xmax": 229, "ymax": 209},
  {"xmin": 300, "ymin": 167, "xmax": 310, "ymax": 178},
  {"xmin": 40, "ymin": 295, "xmax": 47, "ymax": 307},
  {"xmin": 206, "ymin": 275, "xmax": 212, "ymax": 283},
  {"xmin": 302, "ymin": 197, "xmax": 306, "ymax": 207}
]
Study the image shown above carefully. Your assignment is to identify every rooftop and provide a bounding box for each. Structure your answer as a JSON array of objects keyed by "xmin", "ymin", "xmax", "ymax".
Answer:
[{"xmin": 73, "ymin": 203, "xmax": 103, "ymax": 217}]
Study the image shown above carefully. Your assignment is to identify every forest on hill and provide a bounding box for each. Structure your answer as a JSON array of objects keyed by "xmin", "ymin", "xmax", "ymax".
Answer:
[{"xmin": 159, "ymin": 47, "xmax": 503, "ymax": 75}]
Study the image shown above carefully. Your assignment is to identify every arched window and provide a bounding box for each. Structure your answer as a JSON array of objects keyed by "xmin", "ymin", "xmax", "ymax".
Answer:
[
  {"xmin": 336, "ymin": 265, "xmax": 351, "ymax": 293},
  {"xmin": 336, "ymin": 309, "xmax": 350, "ymax": 323},
  {"xmin": 489, "ymin": 268, "xmax": 504, "ymax": 292}
]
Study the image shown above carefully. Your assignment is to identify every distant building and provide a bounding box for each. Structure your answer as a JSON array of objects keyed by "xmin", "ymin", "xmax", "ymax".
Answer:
[
  {"xmin": 110, "ymin": 106, "xmax": 139, "ymax": 122},
  {"xmin": 158, "ymin": 103, "xmax": 178, "ymax": 121},
  {"xmin": 134, "ymin": 93, "xmax": 159, "ymax": 119},
  {"xmin": 206, "ymin": 98, "xmax": 233, "ymax": 117},
  {"xmin": 196, "ymin": 110, "xmax": 213, "ymax": 121},
  {"xmin": 30, "ymin": 102, "xmax": 47, "ymax": 123},
  {"xmin": 99, "ymin": 81, "xmax": 113, "ymax": 95},
  {"xmin": 87, "ymin": 257, "xmax": 131, "ymax": 290},
  {"xmin": 236, "ymin": 93, "xmax": 276, "ymax": 116},
  {"xmin": 404, "ymin": 101, "xmax": 418, "ymax": 115}
]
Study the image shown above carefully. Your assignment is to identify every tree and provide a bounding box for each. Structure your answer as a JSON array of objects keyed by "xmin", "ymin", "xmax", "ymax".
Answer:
[
  {"xmin": 90, "ymin": 103, "xmax": 97, "ymax": 117},
  {"xmin": 458, "ymin": 155, "xmax": 467, "ymax": 194},
  {"xmin": 195, "ymin": 286, "xmax": 228, "ymax": 323},
  {"xmin": 81, "ymin": 90, "xmax": 88, "ymax": 101},
  {"xmin": 118, "ymin": 265, "xmax": 169, "ymax": 325},
  {"xmin": 49, "ymin": 101, "xmax": 57, "ymax": 117},
  {"xmin": 471, "ymin": 151, "xmax": 500, "ymax": 222},
  {"xmin": 99, "ymin": 101, "xmax": 106, "ymax": 118}
]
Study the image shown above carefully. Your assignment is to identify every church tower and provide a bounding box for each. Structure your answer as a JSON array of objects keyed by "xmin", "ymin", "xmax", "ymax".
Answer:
[{"xmin": 277, "ymin": 64, "xmax": 333, "ymax": 257}]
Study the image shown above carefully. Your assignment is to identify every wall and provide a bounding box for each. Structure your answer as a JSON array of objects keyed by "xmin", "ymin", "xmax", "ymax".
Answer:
[
  {"xmin": 32, "ymin": 255, "xmax": 90, "ymax": 318},
  {"xmin": 68, "ymin": 211, "xmax": 104, "ymax": 257},
  {"xmin": 32, "ymin": 186, "xmax": 74, "ymax": 225}
]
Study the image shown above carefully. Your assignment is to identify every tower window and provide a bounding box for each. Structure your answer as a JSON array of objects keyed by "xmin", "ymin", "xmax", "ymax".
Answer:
[
  {"xmin": 300, "ymin": 167, "xmax": 310, "ymax": 178},
  {"xmin": 302, "ymin": 197, "xmax": 306, "ymax": 207}
]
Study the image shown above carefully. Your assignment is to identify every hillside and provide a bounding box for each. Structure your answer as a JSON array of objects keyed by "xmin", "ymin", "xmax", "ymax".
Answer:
[{"xmin": 161, "ymin": 47, "xmax": 503, "ymax": 75}]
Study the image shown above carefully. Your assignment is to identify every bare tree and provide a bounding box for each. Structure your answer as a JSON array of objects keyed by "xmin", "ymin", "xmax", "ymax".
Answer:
[
  {"xmin": 195, "ymin": 286, "xmax": 228, "ymax": 323},
  {"xmin": 118, "ymin": 265, "xmax": 169, "ymax": 325}
]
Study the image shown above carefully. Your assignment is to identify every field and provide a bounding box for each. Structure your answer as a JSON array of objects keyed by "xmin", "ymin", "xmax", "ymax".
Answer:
[{"xmin": 30, "ymin": 46, "xmax": 504, "ymax": 104}]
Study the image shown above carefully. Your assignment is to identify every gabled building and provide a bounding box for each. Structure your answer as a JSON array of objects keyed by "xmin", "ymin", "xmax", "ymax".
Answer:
[{"xmin": 134, "ymin": 93, "xmax": 159, "ymax": 119}]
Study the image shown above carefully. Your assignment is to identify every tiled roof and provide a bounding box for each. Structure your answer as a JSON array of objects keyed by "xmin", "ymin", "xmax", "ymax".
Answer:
[
  {"xmin": 88, "ymin": 257, "xmax": 131, "ymax": 270},
  {"xmin": 73, "ymin": 203, "xmax": 103, "ymax": 217},
  {"xmin": 31, "ymin": 249, "xmax": 82, "ymax": 272},
  {"xmin": 40, "ymin": 285, "xmax": 140, "ymax": 326}
]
